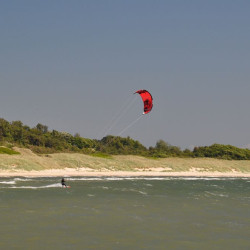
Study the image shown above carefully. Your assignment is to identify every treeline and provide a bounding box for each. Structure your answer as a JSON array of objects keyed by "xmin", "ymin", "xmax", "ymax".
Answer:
[
  {"xmin": 1, "ymin": 118, "xmax": 250, "ymax": 160},
  {"xmin": 0, "ymin": 118, "xmax": 96, "ymax": 154},
  {"xmin": 193, "ymin": 144, "xmax": 250, "ymax": 160}
]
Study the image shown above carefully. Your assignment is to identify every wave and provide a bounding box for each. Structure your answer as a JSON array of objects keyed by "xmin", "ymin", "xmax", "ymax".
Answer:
[
  {"xmin": 66, "ymin": 177, "xmax": 140, "ymax": 181},
  {"xmin": 66, "ymin": 176, "xmax": 250, "ymax": 181},
  {"xmin": 9, "ymin": 183, "xmax": 62, "ymax": 189},
  {"xmin": 204, "ymin": 191, "xmax": 229, "ymax": 197},
  {"xmin": 14, "ymin": 178, "xmax": 32, "ymax": 182},
  {"xmin": 66, "ymin": 177, "xmax": 168, "ymax": 181},
  {"xmin": 0, "ymin": 181, "xmax": 16, "ymax": 185}
]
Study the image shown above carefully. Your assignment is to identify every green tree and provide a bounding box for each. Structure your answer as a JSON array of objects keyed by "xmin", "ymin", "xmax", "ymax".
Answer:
[{"xmin": 36, "ymin": 123, "xmax": 48, "ymax": 134}]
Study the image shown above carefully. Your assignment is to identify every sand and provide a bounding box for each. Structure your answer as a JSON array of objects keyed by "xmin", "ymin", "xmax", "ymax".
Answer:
[
  {"xmin": 1, "ymin": 147, "xmax": 250, "ymax": 178},
  {"xmin": 1, "ymin": 168, "xmax": 250, "ymax": 178}
]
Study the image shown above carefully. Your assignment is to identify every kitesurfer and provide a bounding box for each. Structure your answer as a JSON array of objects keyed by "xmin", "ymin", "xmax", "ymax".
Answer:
[{"xmin": 61, "ymin": 178, "xmax": 67, "ymax": 188}]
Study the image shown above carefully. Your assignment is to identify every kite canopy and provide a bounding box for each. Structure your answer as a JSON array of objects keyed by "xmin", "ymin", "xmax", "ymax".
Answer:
[{"xmin": 135, "ymin": 90, "xmax": 153, "ymax": 114}]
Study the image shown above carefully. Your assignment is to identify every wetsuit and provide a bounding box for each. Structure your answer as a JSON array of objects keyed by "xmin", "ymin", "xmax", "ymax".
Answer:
[{"xmin": 61, "ymin": 178, "xmax": 67, "ymax": 187}]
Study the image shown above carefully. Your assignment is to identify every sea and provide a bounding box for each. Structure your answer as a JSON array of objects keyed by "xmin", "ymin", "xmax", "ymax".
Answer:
[{"xmin": 0, "ymin": 176, "xmax": 250, "ymax": 250}]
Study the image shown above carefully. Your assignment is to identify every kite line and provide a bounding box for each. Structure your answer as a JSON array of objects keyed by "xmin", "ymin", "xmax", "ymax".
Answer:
[
  {"xmin": 118, "ymin": 114, "xmax": 143, "ymax": 136},
  {"xmin": 101, "ymin": 95, "xmax": 137, "ymax": 139},
  {"xmin": 100, "ymin": 89, "xmax": 153, "ymax": 140}
]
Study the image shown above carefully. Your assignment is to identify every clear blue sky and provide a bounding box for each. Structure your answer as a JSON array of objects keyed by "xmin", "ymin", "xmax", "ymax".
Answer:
[{"xmin": 1, "ymin": 0, "xmax": 250, "ymax": 149}]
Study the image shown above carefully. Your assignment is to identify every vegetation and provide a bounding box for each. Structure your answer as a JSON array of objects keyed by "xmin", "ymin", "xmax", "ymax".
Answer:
[
  {"xmin": 148, "ymin": 140, "xmax": 183, "ymax": 158},
  {"xmin": 0, "ymin": 146, "xmax": 20, "ymax": 155},
  {"xmin": 0, "ymin": 118, "xmax": 250, "ymax": 160},
  {"xmin": 193, "ymin": 144, "xmax": 250, "ymax": 160},
  {"xmin": 98, "ymin": 136, "xmax": 148, "ymax": 155}
]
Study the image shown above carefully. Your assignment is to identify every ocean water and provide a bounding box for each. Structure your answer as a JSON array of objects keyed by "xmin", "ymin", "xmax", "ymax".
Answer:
[{"xmin": 0, "ymin": 177, "xmax": 250, "ymax": 250}]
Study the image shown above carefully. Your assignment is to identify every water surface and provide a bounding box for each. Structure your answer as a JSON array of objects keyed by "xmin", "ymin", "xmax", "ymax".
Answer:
[{"xmin": 0, "ymin": 177, "xmax": 250, "ymax": 249}]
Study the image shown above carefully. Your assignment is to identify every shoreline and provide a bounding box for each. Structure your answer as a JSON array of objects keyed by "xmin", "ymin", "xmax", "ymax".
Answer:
[
  {"xmin": 1, "ymin": 148, "xmax": 250, "ymax": 178},
  {"xmin": 1, "ymin": 169, "xmax": 250, "ymax": 178}
]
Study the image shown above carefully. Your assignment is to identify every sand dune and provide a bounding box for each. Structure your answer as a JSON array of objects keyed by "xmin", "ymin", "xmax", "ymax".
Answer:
[{"xmin": 0, "ymin": 147, "xmax": 250, "ymax": 177}]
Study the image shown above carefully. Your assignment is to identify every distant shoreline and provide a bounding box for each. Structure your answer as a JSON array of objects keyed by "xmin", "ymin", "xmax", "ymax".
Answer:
[
  {"xmin": 1, "ymin": 169, "xmax": 250, "ymax": 178},
  {"xmin": 1, "ymin": 147, "xmax": 250, "ymax": 178}
]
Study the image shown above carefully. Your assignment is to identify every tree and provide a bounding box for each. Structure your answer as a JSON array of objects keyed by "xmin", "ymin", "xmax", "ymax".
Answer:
[
  {"xmin": 36, "ymin": 123, "xmax": 48, "ymax": 134},
  {"xmin": 155, "ymin": 140, "xmax": 170, "ymax": 151},
  {"xmin": 0, "ymin": 118, "xmax": 11, "ymax": 139},
  {"xmin": 11, "ymin": 121, "xmax": 24, "ymax": 143}
]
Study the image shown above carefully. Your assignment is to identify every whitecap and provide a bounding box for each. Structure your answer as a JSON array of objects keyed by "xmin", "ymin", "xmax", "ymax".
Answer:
[
  {"xmin": 66, "ymin": 177, "xmax": 103, "ymax": 181},
  {"xmin": 138, "ymin": 191, "xmax": 147, "ymax": 195},
  {"xmin": 0, "ymin": 181, "xmax": 16, "ymax": 185},
  {"xmin": 14, "ymin": 178, "xmax": 32, "ymax": 182},
  {"xmin": 205, "ymin": 191, "xmax": 229, "ymax": 197}
]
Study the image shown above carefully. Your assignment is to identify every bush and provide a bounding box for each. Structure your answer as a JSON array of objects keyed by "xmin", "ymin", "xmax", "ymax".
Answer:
[
  {"xmin": 193, "ymin": 144, "xmax": 250, "ymax": 160},
  {"xmin": 0, "ymin": 147, "xmax": 20, "ymax": 155}
]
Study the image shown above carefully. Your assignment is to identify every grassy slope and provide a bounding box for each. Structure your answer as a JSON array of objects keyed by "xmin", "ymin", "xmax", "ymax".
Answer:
[
  {"xmin": 0, "ymin": 147, "xmax": 250, "ymax": 173},
  {"xmin": 0, "ymin": 146, "xmax": 20, "ymax": 155}
]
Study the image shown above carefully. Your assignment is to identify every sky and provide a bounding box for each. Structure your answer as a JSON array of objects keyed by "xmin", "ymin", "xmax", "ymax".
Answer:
[{"xmin": 1, "ymin": 0, "xmax": 250, "ymax": 149}]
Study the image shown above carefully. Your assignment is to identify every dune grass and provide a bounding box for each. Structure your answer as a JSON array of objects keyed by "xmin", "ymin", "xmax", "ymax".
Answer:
[
  {"xmin": 0, "ymin": 147, "xmax": 250, "ymax": 173},
  {"xmin": 89, "ymin": 152, "xmax": 113, "ymax": 159},
  {"xmin": 0, "ymin": 147, "xmax": 20, "ymax": 155}
]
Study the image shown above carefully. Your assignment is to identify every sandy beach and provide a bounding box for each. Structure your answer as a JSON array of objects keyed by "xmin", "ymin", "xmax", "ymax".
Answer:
[
  {"xmin": 1, "ymin": 147, "xmax": 250, "ymax": 178},
  {"xmin": 1, "ymin": 168, "xmax": 250, "ymax": 178}
]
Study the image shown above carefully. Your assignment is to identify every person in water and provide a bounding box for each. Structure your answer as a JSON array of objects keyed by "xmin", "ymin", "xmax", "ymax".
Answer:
[{"xmin": 61, "ymin": 178, "xmax": 67, "ymax": 187}]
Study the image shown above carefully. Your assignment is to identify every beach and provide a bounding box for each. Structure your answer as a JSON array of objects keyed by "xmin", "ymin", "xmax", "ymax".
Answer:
[
  {"xmin": 1, "ymin": 147, "xmax": 250, "ymax": 178},
  {"xmin": 1, "ymin": 168, "xmax": 250, "ymax": 178}
]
